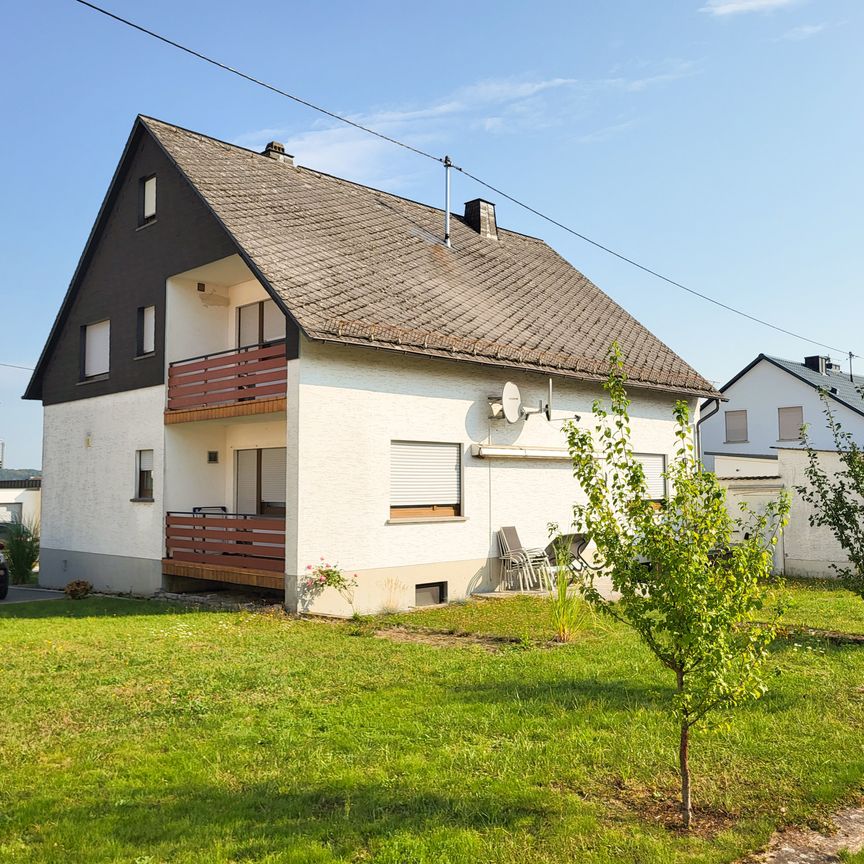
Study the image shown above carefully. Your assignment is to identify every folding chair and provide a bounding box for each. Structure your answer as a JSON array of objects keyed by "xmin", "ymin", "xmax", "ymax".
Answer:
[{"xmin": 498, "ymin": 526, "xmax": 552, "ymax": 591}]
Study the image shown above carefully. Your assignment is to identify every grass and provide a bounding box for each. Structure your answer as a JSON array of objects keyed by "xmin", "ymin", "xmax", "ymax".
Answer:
[
  {"xmin": 772, "ymin": 578, "xmax": 864, "ymax": 634},
  {"xmin": 1, "ymin": 592, "xmax": 863, "ymax": 863}
]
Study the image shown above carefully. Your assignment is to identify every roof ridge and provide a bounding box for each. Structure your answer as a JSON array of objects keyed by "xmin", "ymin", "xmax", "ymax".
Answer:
[{"xmin": 139, "ymin": 115, "xmax": 547, "ymax": 243}]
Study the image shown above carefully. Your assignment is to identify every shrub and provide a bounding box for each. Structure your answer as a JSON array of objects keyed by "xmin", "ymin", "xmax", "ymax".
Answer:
[
  {"xmin": 4, "ymin": 517, "xmax": 40, "ymax": 584},
  {"xmin": 299, "ymin": 559, "xmax": 357, "ymax": 613},
  {"xmin": 64, "ymin": 580, "xmax": 92, "ymax": 599}
]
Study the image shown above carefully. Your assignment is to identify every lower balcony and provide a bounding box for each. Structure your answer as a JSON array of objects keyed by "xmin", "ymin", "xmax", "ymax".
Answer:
[{"xmin": 163, "ymin": 511, "xmax": 286, "ymax": 590}]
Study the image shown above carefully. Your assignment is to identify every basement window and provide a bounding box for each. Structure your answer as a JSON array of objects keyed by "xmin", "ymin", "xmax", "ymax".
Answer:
[
  {"xmin": 140, "ymin": 175, "xmax": 157, "ymax": 225},
  {"xmin": 136, "ymin": 306, "xmax": 155, "ymax": 356},
  {"xmin": 390, "ymin": 441, "xmax": 462, "ymax": 519},
  {"xmin": 415, "ymin": 582, "xmax": 447, "ymax": 607},
  {"xmin": 81, "ymin": 319, "xmax": 110, "ymax": 380}
]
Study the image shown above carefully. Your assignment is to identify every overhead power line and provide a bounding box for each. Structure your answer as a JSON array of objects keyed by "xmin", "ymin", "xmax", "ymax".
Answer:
[
  {"xmin": 0, "ymin": 362, "xmax": 34, "ymax": 372},
  {"xmin": 73, "ymin": 0, "xmax": 861, "ymax": 361}
]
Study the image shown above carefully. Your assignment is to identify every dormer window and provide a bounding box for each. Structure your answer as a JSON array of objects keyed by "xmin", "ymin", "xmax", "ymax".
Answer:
[{"xmin": 140, "ymin": 175, "xmax": 156, "ymax": 225}]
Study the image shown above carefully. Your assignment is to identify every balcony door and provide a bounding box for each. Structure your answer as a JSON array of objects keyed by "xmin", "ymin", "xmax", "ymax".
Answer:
[
  {"xmin": 235, "ymin": 448, "xmax": 287, "ymax": 517},
  {"xmin": 237, "ymin": 299, "xmax": 286, "ymax": 348}
]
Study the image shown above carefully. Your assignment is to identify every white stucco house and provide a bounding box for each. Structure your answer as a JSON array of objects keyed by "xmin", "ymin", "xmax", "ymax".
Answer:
[
  {"xmin": 700, "ymin": 353, "xmax": 864, "ymax": 577},
  {"xmin": 24, "ymin": 116, "xmax": 718, "ymax": 614}
]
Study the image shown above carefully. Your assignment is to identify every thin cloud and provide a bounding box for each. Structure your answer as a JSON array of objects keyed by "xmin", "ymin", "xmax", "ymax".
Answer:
[
  {"xmin": 701, "ymin": 0, "xmax": 799, "ymax": 16},
  {"xmin": 774, "ymin": 22, "xmax": 827, "ymax": 40},
  {"xmin": 233, "ymin": 64, "xmax": 693, "ymax": 187}
]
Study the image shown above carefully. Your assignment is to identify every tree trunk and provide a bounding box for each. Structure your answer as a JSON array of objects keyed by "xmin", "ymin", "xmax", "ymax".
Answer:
[
  {"xmin": 679, "ymin": 720, "xmax": 691, "ymax": 829},
  {"xmin": 676, "ymin": 668, "xmax": 692, "ymax": 829}
]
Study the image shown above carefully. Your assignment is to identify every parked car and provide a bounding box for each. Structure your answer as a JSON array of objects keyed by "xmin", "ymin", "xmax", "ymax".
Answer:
[{"xmin": 0, "ymin": 541, "xmax": 8, "ymax": 600}]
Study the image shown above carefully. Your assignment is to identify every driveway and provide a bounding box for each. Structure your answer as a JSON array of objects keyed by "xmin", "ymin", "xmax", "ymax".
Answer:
[{"xmin": 1, "ymin": 586, "xmax": 65, "ymax": 604}]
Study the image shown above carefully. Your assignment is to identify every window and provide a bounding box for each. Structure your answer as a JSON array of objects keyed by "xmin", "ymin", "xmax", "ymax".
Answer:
[
  {"xmin": 235, "ymin": 448, "xmax": 287, "ymax": 516},
  {"xmin": 778, "ymin": 406, "xmax": 804, "ymax": 441},
  {"xmin": 635, "ymin": 453, "xmax": 666, "ymax": 501},
  {"xmin": 135, "ymin": 449, "xmax": 154, "ymax": 500},
  {"xmin": 81, "ymin": 319, "xmax": 110, "ymax": 379},
  {"xmin": 724, "ymin": 410, "xmax": 748, "ymax": 443},
  {"xmin": 390, "ymin": 441, "xmax": 462, "ymax": 519},
  {"xmin": 140, "ymin": 175, "xmax": 156, "ymax": 224},
  {"xmin": 207, "ymin": 451, "xmax": 219, "ymax": 465},
  {"xmin": 0, "ymin": 503, "xmax": 23, "ymax": 524},
  {"xmin": 137, "ymin": 306, "xmax": 155, "ymax": 356},
  {"xmin": 237, "ymin": 299, "xmax": 286, "ymax": 348},
  {"xmin": 415, "ymin": 582, "xmax": 448, "ymax": 606}
]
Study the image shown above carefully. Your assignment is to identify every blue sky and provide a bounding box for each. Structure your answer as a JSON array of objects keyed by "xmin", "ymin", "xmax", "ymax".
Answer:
[{"xmin": 1, "ymin": 0, "xmax": 862, "ymax": 467}]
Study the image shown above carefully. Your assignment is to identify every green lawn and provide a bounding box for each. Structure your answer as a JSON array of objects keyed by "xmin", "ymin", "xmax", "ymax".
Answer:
[{"xmin": 2, "ymin": 593, "xmax": 863, "ymax": 863}]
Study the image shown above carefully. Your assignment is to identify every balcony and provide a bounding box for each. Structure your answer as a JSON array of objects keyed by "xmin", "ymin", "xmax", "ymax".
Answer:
[
  {"xmin": 165, "ymin": 341, "xmax": 287, "ymax": 423},
  {"xmin": 162, "ymin": 511, "xmax": 286, "ymax": 590}
]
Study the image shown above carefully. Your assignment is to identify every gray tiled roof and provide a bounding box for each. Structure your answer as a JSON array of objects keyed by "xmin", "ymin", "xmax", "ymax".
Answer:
[
  {"xmin": 144, "ymin": 117, "xmax": 717, "ymax": 398},
  {"xmin": 765, "ymin": 356, "xmax": 864, "ymax": 416}
]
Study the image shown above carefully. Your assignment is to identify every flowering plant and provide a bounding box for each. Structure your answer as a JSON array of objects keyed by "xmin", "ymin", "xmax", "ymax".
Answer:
[{"xmin": 300, "ymin": 558, "xmax": 357, "ymax": 610}]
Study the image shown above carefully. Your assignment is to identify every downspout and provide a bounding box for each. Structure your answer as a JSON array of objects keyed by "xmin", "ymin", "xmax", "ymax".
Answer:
[{"xmin": 695, "ymin": 398, "xmax": 720, "ymax": 466}]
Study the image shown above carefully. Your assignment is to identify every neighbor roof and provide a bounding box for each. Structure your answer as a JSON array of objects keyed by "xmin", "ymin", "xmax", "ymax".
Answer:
[
  {"xmin": 707, "ymin": 353, "xmax": 864, "ymax": 418},
  {"xmin": 146, "ymin": 118, "xmax": 717, "ymax": 397}
]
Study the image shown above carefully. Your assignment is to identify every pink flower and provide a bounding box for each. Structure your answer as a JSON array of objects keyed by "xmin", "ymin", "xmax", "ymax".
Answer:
[
  {"xmin": 306, "ymin": 564, "xmax": 312, "ymax": 570},
  {"xmin": 320, "ymin": 556, "xmax": 325, "ymax": 561}
]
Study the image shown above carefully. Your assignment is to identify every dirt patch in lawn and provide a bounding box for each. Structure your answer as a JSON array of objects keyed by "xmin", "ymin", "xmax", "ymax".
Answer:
[
  {"xmin": 745, "ymin": 806, "xmax": 864, "ymax": 863},
  {"xmin": 373, "ymin": 625, "xmax": 523, "ymax": 651}
]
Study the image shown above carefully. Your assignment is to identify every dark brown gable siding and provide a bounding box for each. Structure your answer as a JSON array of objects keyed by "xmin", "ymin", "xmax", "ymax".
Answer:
[{"xmin": 38, "ymin": 128, "xmax": 238, "ymax": 406}]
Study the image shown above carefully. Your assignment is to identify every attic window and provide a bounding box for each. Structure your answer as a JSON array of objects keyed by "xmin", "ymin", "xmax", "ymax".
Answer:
[
  {"xmin": 136, "ymin": 306, "xmax": 155, "ymax": 356},
  {"xmin": 140, "ymin": 175, "xmax": 157, "ymax": 225},
  {"xmin": 81, "ymin": 319, "xmax": 110, "ymax": 380}
]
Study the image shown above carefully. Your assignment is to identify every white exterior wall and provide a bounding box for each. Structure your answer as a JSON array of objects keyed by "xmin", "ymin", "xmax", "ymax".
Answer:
[
  {"xmin": 777, "ymin": 448, "xmax": 850, "ymax": 578},
  {"xmin": 713, "ymin": 454, "xmax": 780, "ymax": 479},
  {"xmin": 40, "ymin": 386, "xmax": 166, "ymax": 592},
  {"xmin": 295, "ymin": 340, "xmax": 694, "ymax": 615},
  {"xmin": 700, "ymin": 359, "xmax": 864, "ymax": 470}
]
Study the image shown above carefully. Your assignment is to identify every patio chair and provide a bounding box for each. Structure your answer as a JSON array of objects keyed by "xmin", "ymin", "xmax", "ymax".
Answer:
[
  {"xmin": 544, "ymin": 533, "xmax": 599, "ymax": 578},
  {"xmin": 497, "ymin": 526, "xmax": 552, "ymax": 592}
]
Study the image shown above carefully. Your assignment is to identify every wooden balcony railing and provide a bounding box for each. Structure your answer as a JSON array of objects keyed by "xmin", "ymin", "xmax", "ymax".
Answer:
[
  {"xmin": 165, "ymin": 512, "xmax": 286, "ymax": 573},
  {"xmin": 167, "ymin": 341, "xmax": 287, "ymax": 412}
]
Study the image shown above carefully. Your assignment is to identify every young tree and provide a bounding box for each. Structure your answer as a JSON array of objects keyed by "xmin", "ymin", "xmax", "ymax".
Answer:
[
  {"xmin": 798, "ymin": 390, "xmax": 864, "ymax": 599},
  {"xmin": 564, "ymin": 347, "xmax": 789, "ymax": 828}
]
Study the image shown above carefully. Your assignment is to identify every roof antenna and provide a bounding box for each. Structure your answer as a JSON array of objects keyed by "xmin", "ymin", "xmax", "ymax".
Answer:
[
  {"xmin": 850, "ymin": 350, "xmax": 855, "ymax": 383},
  {"xmin": 443, "ymin": 155, "xmax": 452, "ymax": 247}
]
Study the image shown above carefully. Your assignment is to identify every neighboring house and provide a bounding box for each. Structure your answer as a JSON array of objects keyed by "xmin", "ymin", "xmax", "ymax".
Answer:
[
  {"xmin": 699, "ymin": 353, "xmax": 864, "ymax": 474},
  {"xmin": 700, "ymin": 353, "xmax": 864, "ymax": 578},
  {"xmin": 24, "ymin": 116, "xmax": 717, "ymax": 615},
  {"xmin": 0, "ymin": 478, "xmax": 42, "ymax": 541}
]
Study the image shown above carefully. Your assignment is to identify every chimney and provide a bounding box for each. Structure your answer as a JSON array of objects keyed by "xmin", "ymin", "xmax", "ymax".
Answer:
[
  {"xmin": 464, "ymin": 198, "xmax": 498, "ymax": 240},
  {"xmin": 262, "ymin": 141, "xmax": 294, "ymax": 166},
  {"xmin": 803, "ymin": 355, "xmax": 828, "ymax": 375}
]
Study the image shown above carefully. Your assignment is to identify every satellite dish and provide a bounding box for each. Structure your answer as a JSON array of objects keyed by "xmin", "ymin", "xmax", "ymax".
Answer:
[{"xmin": 502, "ymin": 381, "xmax": 523, "ymax": 423}]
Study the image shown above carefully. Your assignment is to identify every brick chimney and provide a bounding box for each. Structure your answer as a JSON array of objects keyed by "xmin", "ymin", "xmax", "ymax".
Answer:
[
  {"xmin": 804, "ymin": 355, "xmax": 828, "ymax": 375},
  {"xmin": 262, "ymin": 141, "xmax": 294, "ymax": 166},
  {"xmin": 464, "ymin": 198, "xmax": 498, "ymax": 240}
]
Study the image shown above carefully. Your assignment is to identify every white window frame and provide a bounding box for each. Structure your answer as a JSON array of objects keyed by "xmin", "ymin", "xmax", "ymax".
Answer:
[
  {"xmin": 135, "ymin": 449, "xmax": 154, "ymax": 501},
  {"xmin": 635, "ymin": 453, "xmax": 667, "ymax": 502},
  {"xmin": 389, "ymin": 440, "xmax": 463, "ymax": 520},
  {"xmin": 724, "ymin": 410, "xmax": 748, "ymax": 444},
  {"xmin": 778, "ymin": 406, "xmax": 804, "ymax": 441},
  {"xmin": 82, "ymin": 319, "xmax": 110, "ymax": 379},
  {"xmin": 142, "ymin": 175, "xmax": 157, "ymax": 223},
  {"xmin": 138, "ymin": 305, "xmax": 156, "ymax": 356}
]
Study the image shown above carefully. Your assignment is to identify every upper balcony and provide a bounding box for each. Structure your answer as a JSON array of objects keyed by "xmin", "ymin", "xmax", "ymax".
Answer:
[
  {"xmin": 165, "ymin": 340, "xmax": 287, "ymax": 424},
  {"xmin": 165, "ymin": 255, "xmax": 295, "ymax": 424}
]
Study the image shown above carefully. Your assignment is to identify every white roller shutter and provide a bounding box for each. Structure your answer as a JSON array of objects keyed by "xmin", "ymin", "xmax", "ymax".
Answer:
[
  {"xmin": 138, "ymin": 449, "xmax": 154, "ymax": 472},
  {"xmin": 235, "ymin": 449, "xmax": 258, "ymax": 514},
  {"xmin": 390, "ymin": 441, "xmax": 461, "ymax": 507},
  {"xmin": 636, "ymin": 453, "xmax": 666, "ymax": 500},
  {"xmin": 84, "ymin": 320, "xmax": 110, "ymax": 377},
  {"xmin": 725, "ymin": 410, "xmax": 748, "ymax": 443},
  {"xmin": 260, "ymin": 448, "xmax": 287, "ymax": 504}
]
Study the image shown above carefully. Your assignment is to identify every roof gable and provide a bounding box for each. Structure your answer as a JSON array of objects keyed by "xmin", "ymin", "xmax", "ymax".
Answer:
[{"xmin": 138, "ymin": 117, "xmax": 717, "ymax": 398}]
